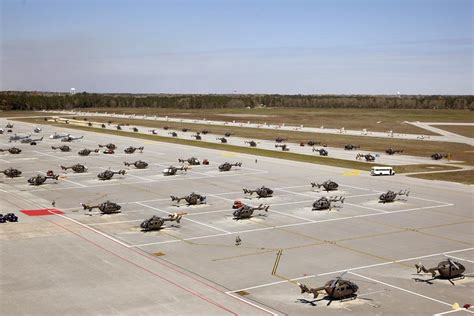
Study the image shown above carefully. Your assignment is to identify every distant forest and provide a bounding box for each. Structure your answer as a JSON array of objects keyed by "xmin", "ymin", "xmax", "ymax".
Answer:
[{"xmin": 1, "ymin": 91, "xmax": 472, "ymax": 111}]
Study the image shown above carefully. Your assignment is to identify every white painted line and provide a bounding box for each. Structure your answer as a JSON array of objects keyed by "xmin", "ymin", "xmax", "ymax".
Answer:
[
  {"xmin": 339, "ymin": 184, "xmax": 374, "ymax": 191},
  {"xmin": 349, "ymin": 271, "xmax": 451, "ymax": 307},
  {"xmin": 127, "ymin": 173, "xmax": 153, "ymax": 182},
  {"xmin": 269, "ymin": 209, "xmax": 315, "ymax": 223},
  {"xmin": 345, "ymin": 202, "xmax": 388, "ymax": 213},
  {"xmin": 434, "ymin": 308, "xmax": 474, "ymax": 315},
  {"xmin": 50, "ymin": 211, "xmax": 132, "ymax": 248},
  {"xmin": 34, "ymin": 150, "xmax": 68, "ymax": 161},
  {"xmin": 225, "ymin": 291, "xmax": 278, "ymax": 316},
  {"xmin": 88, "ymin": 219, "xmax": 142, "ymax": 226},
  {"xmin": 444, "ymin": 255, "xmax": 474, "ymax": 264},
  {"xmin": 136, "ymin": 202, "xmax": 232, "ymax": 234},
  {"xmin": 410, "ymin": 195, "xmax": 453, "ymax": 206}
]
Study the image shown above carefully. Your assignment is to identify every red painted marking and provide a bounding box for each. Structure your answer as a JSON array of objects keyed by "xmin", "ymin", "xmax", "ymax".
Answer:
[{"xmin": 21, "ymin": 209, "xmax": 64, "ymax": 216}]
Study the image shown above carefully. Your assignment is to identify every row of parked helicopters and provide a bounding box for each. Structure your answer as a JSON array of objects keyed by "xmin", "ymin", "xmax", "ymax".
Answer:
[
  {"xmin": 82, "ymin": 122, "xmax": 455, "ymax": 161},
  {"xmin": 296, "ymin": 254, "xmax": 467, "ymax": 306},
  {"xmin": 0, "ymin": 156, "xmax": 243, "ymax": 183}
]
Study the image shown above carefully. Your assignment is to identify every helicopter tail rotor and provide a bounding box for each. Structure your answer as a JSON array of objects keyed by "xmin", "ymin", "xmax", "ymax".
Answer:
[{"xmin": 415, "ymin": 262, "xmax": 425, "ymax": 274}]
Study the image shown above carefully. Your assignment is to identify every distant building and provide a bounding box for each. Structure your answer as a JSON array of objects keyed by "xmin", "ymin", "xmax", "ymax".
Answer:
[{"xmin": 70, "ymin": 88, "xmax": 76, "ymax": 95}]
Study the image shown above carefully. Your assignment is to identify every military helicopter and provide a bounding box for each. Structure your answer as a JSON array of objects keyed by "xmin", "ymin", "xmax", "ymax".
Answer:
[
  {"xmin": 28, "ymin": 173, "xmax": 59, "ymax": 185},
  {"xmin": 0, "ymin": 147, "xmax": 22, "ymax": 154},
  {"xmin": 170, "ymin": 193, "xmax": 207, "ymax": 205},
  {"xmin": 49, "ymin": 132, "xmax": 70, "ymax": 139},
  {"xmin": 1, "ymin": 168, "xmax": 22, "ymax": 178},
  {"xmin": 218, "ymin": 162, "xmax": 242, "ymax": 171},
  {"xmin": 20, "ymin": 136, "xmax": 43, "ymax": 144},
  {"xmin": 311, "ymin": 180, "xmax": 339, "ymax": 191},
  {"xmin": 217, "ymin": 137, "xmax": 227, "ymax": 143},
  {"xmin": 131, "ymin": 127, "xmax": 139, "ymax": 132},
  {"xmin": 224, "ymin": 132, "xmax": 233, "ymax": 137},
  {"xmin": 307, "ymin": 140, "xmax": 321, "ymax": 146},
  {"xmin": 140, "ymin": 213, "xmax": 186, "ymax": 231},
  {"xmin": 101, "ymin": 124, "xmax": 106, "ymax": 128},
  {"xmin": 297, "ymin": 272, "xmax": 359, "ymax": 304},
  {"xmin": 344, "ymin": 144, "xmax": 360, "ymax": 150},
  {"xmin": 233, "ymin": 204, "xmax": 269, "ymax": 220},
  {"xmin": 78, "ymin": 148, "xmax": 99, "ymax": 156},
  {"xmin": 178, "ymin": 157, "xmax": 201, "ymax": 165},
  {"xmin": 385, "ymin": 148, "xmax": 404, "ymax": 155},
  {"xmin": 415, "ymin": 257, "xmax": 466, "ymax": 284},
  {"xmin": 124, "ymin": 160, "xmax": 148, "ymax": 169},
  {"xmin": 275, "ymin": 144, "xmax": 289, "ymax": 151},
  {"xmin": 9, "ymin": 134, "xmax": 31, "ymax": 142},
  {"xmin": 312, "ymin": 148, "xmax": 328, "ymax": 156},
  {"xmin": 60, "ymin": 164, "xmax": 88, "ymax": 173},
  {"xmin": 191, "ymin": 133, "xmax": 202, "ymax": 140},
  {"xmin": 181, "ymin": 128, "xmax": 191, "ymax": 132},
  {"xmin": 169, "ymin": 132, "xmax": 178, "ymax": 137},
  {"xmin": 431, "ymin": 153, "xmax": 449, "ymax": 160},
  {"xmin": 97, "ymin": 169, "xmax": 126, "ymax": 180},
  {"xmin": 81, "ymin": 201, "xmax": 121, "ymax": 214},
  {"xmin": 275, "ymin": 137, "xmax": 287, "ymax": 143},
  {"xmin": 51, "ymin": 145, "xmax": 71, "ymax": 152},
  {"xmin": 61, "ymin": 135, "xmax": 84, "ymax": 142},
  {"xmin": 379, "ymin": 190, "xmax": 409, "ymax": 203},
  {"xmin": 116, "ymin": 125, "xmax": 122, "ymax": 130},
  {"xmin": 312, "ymin": 196, "xmax": 345, "ymax": 211},
  {"xmin": 98, "ymin": 143, "xmax": 117, "ymax": 150},
  {"xmin": 5, "ymin": 122, "xmax": 14, "ymax": 128},
  {"xmin": 245, "ymin": 140, "xmax": 257, "ymax": 147},
  {"xmin": 33, "ymin": 127, "xmax": 42, "ymax": 133},
  {"xmin": 201, "ymin": 130, "xmax": 209, "ymax": 134},
  {"xmin": 162, "ymin": 165, "xmax": 188, "ymax": 176},
  {"xmin": 124, "ymin": 146, "xmax": 144, "ymax": 154},
  {"xmin": 163, "ymin": 126, "xmax": 170, "ymax": 130},
  {"xmin": 356, "ymin": 153, "xmax": 376, "ymax": 162},
  {"xmin": 243, "ymin": 186, "xmax": 274, "ymax": 198}
]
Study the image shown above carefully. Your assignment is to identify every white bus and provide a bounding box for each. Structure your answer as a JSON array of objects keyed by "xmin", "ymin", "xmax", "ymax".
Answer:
[{"xmin": 370, "ymin": 166, "xmax": 395, "ymax": 176}]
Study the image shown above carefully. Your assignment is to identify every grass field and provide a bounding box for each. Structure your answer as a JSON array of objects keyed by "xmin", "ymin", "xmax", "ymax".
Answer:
[
  {"xmin": 0, "ymin": 111, "xmax": 62, "ymax": 118},
  {"xmin": 409, "ymin": 169, "xmax": 474, "ymax": 184},
  {"xmin": 48, "ymin": 115, "xmax": 474, "ymax": 166},
  {"xmin": 435, "ymin": 125, "xmax": 473, "ymax": 138},
  {"xmin": 82, "ymin": 107, "xmax": 474, "ymax": 135}
]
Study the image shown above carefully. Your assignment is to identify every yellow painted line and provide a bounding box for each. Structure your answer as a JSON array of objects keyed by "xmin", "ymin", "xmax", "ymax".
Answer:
[
  {"xmin": 222, "ymin": 152, "xmax": 238, "ymax": 157},
  {"xmin": 343, "ymin": 169, "xmax": 361, "ymax": 176}
]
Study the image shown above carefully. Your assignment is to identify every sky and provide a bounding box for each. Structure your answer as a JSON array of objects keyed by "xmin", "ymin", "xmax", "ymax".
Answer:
[{"xmin": 1, "ymin": 0, "xmax": 472, "ymax": 95}]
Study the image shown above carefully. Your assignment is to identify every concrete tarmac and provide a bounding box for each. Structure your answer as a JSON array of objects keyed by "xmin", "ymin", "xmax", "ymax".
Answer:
[{"xmin": 1, "ymin": 119, "xmax": 473, "ymax": 315}]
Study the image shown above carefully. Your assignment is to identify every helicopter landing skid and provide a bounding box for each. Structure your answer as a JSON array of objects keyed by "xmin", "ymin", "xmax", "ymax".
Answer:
[{"xmin": 340, "ymin": 294, "xmax": 358, "ymax": 302}]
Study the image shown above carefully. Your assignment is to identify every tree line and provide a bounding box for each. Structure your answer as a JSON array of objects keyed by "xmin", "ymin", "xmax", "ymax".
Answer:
[{"xmin": 1, "ymin": 91, "xmax": 472, "ymax": 111}]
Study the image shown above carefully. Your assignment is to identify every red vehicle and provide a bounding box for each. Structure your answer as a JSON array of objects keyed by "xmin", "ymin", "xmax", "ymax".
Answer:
[
  {"xmin": 232, "ymin": 200, "xmax": 244, "ymax": 209},
  {"xmin": 202, "ymin": 159, "xmax": 209, "ymax": 165}
]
